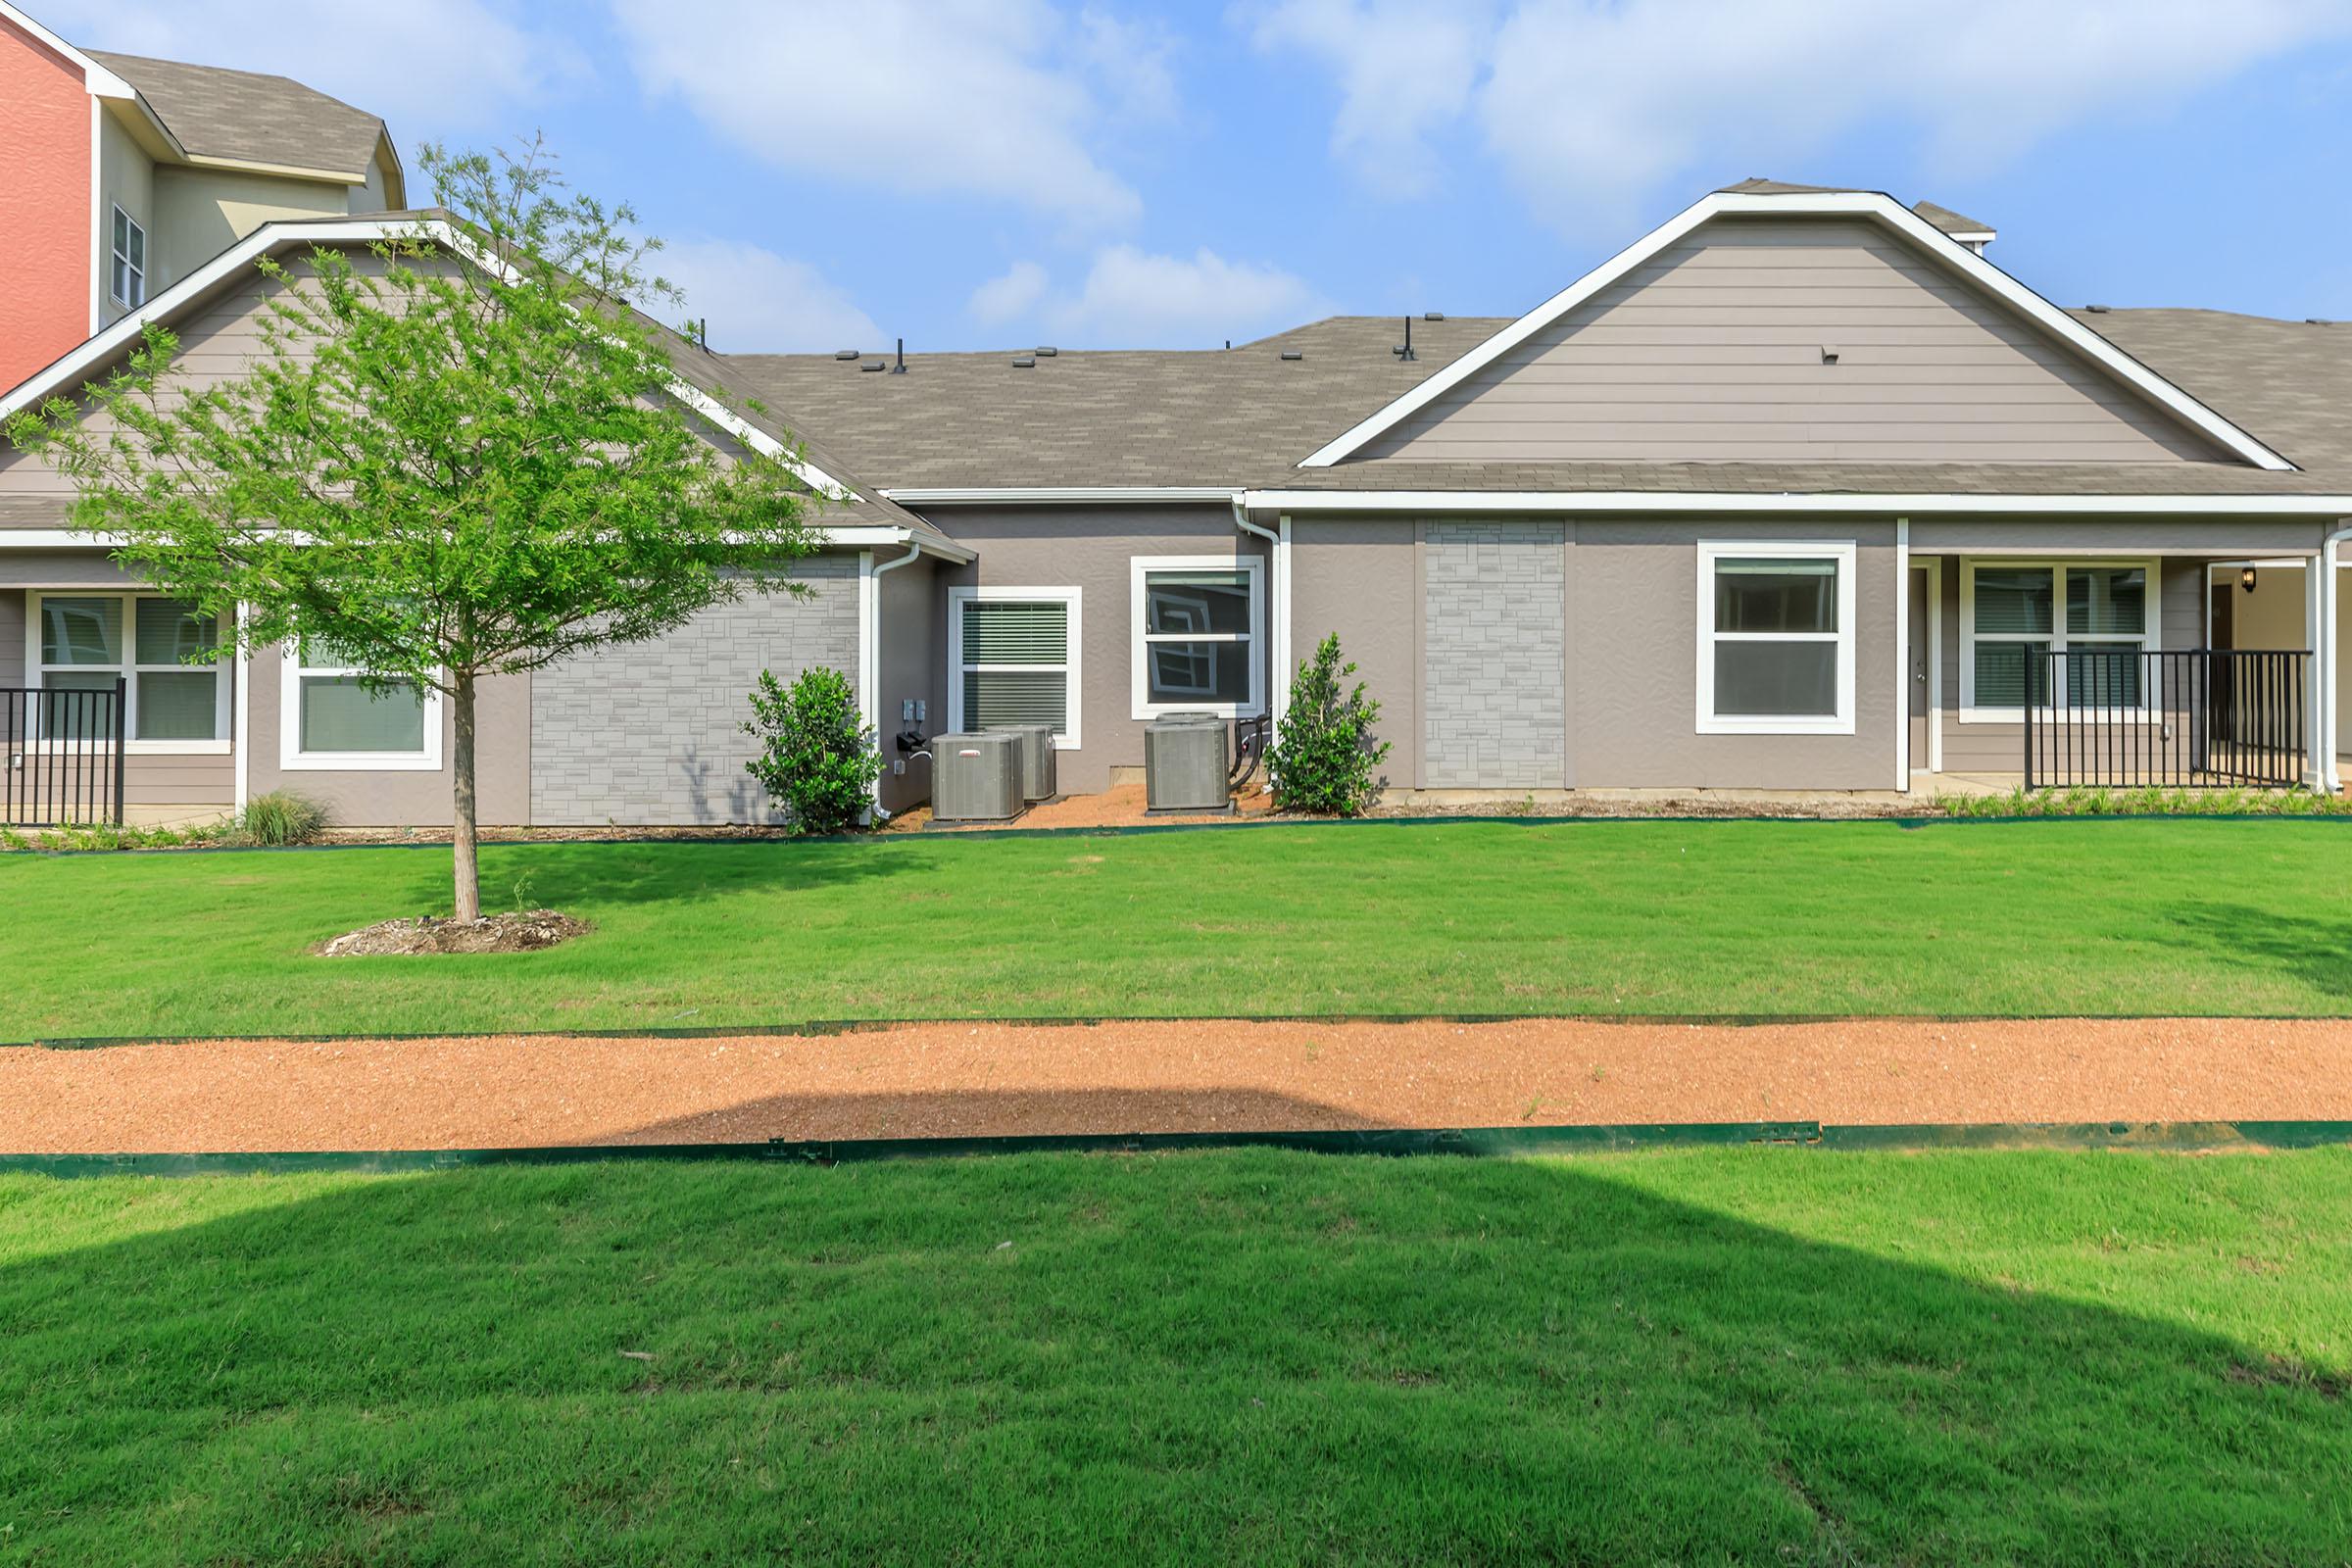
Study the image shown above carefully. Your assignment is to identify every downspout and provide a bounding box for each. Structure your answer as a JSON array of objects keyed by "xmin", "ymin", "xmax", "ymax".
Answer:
[
  {"xmin": 2322, "ymin": 522, "xmax": 2351, "ymax": 793},
  {"xmin": 1232, "ymin": 495, "xmax": 1288, "ymax": 733},
  {"xmin": 865, "ymin": 539, "xmax": 925, "ymax": 814}
]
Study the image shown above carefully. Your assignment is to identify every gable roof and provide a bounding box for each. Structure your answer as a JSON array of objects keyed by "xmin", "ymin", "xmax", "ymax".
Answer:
[
  {"xmin": 87, "ymin": 49, "xmax": 393, "ymax": 185},
  {"xmin": 1297, "ymin": 187, "xmax": 2293, "ymax": 472},
  {"xmin": 0, "ymin": 212, "xmax": 957, "ymax": 551},
  {"xmin": 1716, "ymin": 178, "xmax": 1993, "ymax": 241}
]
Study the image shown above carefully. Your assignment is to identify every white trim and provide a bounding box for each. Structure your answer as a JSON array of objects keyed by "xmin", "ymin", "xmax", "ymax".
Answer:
[
  {"xmin": 1129, "ymin": 554, "xmax": 1266, "ymax": 721},
  {"xmin": 2306, "ymin": 550, "xmax": 2328, "ymax": 788},
  {"xmin": 1244, "ymin": 490, "xmax": 2352, "ymax": 518},
  {"xmin": 1958, "ymin": 558, "xmax": 2161, "ymax": 722},
  {"xmin": 88, "ymin": 98, "xmax": 104, "ymax": 335},
  {"xmin": 1694, "ymin": 539, "xmax": 1856, "ymax": 735},
  {"xmin": 276, "ymin": 641, "xmax": 442, "ymax": 771},
  {"xmin": 1910, "ymin": 556, "xmax": 1944, "ymax": 775},
  {"xmin": 1894, "ymin": 517, "xmax": 1910, "ymax": 789},
  {"xmin": 1275, "ymin": 514, "xmax": 1293, "ymax": 726},
  {"xmin": 1295, "ymin": 189, "xmax": 2295, "ymax": 472},
  {"xmin": 0, "ymin": 3, "xmax": 137, "ymax": 95},
  {"xmin": 884, "ymin": 486, "xmax": 1242, "ymax": 506},
  {"xmin": 946, "ymin": 585, "xmax": 1082, "ymax": 749},
  {"xmin": 24, "ymin": 590, "xmax": 231, "ymax": 752}
]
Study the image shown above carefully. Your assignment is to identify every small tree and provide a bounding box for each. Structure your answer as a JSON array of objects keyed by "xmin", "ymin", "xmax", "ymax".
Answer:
[
  {"xmin": 742, "ymin": 666, "xmax": 882, "ymax": 835},
  {"xmin": 6, "ymin": 141, "xmax": 822, "ymax": 920},
  {"xmin": 1266, "ymin": 633, "xmax": 1391, "ymax": 816}
]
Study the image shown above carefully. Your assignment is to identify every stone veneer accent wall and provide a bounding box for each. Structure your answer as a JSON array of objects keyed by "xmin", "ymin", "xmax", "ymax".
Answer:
[
  {"xmin": 1421, "ymin": 520, "xmax": 1565, "ymax": 788},
  {"xmin": 530, "ymin": 558, "xmax": 859, "ymax": 825}
]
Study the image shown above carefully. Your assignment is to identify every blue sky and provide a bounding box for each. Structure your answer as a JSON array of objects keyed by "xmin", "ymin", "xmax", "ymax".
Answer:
[{"xmin": 39, "ymin": 0, "xmax": 2352, "ymax": 352}]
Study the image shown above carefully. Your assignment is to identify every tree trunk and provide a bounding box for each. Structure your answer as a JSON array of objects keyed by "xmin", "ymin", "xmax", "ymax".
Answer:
[{"xmin": 452, "ymin": 669, "xmax": 480, "ymax": 922}]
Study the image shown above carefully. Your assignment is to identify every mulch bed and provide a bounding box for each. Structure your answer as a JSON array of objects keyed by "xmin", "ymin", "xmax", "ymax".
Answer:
[
  {"xmin": 3, "ymin": 1017, "xmax": 2348, "ymax": 1153},
  {"xmin": 318, "ymin": 910, "xmax": 591, "ymax": 956}
]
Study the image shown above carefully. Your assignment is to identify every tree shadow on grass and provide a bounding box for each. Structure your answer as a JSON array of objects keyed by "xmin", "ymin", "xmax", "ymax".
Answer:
[
  {"xmin": 1, "ymin": 1152, "xmax": 2345, "ymax": 1564},
  {"xmin": 2166, "ymin": 903, "xmax": 2352, "ymax": 1004},
  {"xmin": 445, "ymin": 835, "xmax": 921, "ymax": 912}
]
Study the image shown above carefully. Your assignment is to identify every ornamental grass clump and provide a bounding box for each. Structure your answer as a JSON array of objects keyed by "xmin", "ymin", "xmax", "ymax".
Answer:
[
  {"xmin": 1267, "ymin": 633, "xmax": 1391, "ymax": 816},
  {"xmin": 743, "ymin": 665, "xmax": 883, "ymax": 835}
]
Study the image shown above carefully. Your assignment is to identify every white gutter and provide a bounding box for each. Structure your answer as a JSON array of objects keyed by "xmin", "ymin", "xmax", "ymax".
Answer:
[
  {"xmin": 1231, "ymin": 496, "xmax": 1290, "ymax": 735},
  {"xmin": 1244, "ymin": 490, "xmax": 2352, "ymax": 518},
  {"xmin": 861, "ymin": 541, "xmax": 924, "ymax": 812},
  {"xmin": 881, "ymin": 486, "xmax": 1240, "ymax": 506}
]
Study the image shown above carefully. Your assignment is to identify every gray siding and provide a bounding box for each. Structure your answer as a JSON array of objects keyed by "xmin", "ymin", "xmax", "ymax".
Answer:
[
  {"xmin": 529, "ymin": 559, "xmax": 858, "ymax": 826},
  {"xmin": 0, "ymin": 589, "xmax": 20, "ymax": 685},
  {"xmin": 1420, "ymin": 521, "xmax": 1566, "ymax": 788},
  {"xmin": 934, "ymin": 505, "xmax": 1268, "ymax": 795},
  {"xmin": 1364, "ymin": 218, "xmax": 2229, "ymax": 465}
]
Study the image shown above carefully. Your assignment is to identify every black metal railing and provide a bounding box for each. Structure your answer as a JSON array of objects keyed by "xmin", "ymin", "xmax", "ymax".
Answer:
[
  {"xmin": 2, "ymin": 680, "xmax": 127, "ymax": 827},
  {"xmin": 2023, "ymin": 650, "xmax": 2308, "ymax": 790}
]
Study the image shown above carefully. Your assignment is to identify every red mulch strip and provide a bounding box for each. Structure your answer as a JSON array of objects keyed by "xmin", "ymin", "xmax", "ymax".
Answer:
[{"xmin": 3, "ymin": 1017, "xmax": 2349, "ymax": 1153}]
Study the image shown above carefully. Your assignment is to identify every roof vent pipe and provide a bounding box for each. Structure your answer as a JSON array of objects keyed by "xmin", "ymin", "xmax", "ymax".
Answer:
[
  {"xmin": 1393, "ymin": 316, "xmax": 1415, "ymax": 361},
  {"xmin": 892, "ymin": 336, "xmax": 906, "ymax": 373}
]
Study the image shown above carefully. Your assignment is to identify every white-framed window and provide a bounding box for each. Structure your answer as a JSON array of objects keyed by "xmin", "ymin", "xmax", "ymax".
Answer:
[
  {"xmin": 25, "ymin": 592, "xmax": 230, "ymax": 752},
  {"xmin": 1960, "ymin": 560, "xmax": 2157, "ymax": 721},
  {"xmin": 278, "ymin": 639, "xmax": 441, "ymax": 770},
  {"xmin": 1694, "ymin": 540, "xmax": 1856, "ymax": 734},
  {"xmin": 110, "ymin": 206, "xmax": 146, "ymax": 309},
  {"xmin": 947, "ymin": 586, "xmax": 1080, "ymax": 749},
  {"xmin": 1130, "ymin": 555, "xmax": 1263, "ymax": 720}
]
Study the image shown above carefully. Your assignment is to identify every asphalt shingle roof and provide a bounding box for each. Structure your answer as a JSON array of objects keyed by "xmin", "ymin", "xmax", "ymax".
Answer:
[
  {"xmin": 726, "ymin": 311, "xmax": 2352, "ymax": 500},
  {"xmin": 88, "ymin": 50, "xmax": 386, "ymax": 180}
]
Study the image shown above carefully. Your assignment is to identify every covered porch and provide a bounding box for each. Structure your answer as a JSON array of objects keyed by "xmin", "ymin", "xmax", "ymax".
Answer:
[{"xmin": 1900, "ymin": 518, "xmax": 2351, "ymax": 795}]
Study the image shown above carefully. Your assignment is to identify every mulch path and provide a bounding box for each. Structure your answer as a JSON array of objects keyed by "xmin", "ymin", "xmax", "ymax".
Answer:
[{"xmin": 4, "ymin": 1017, "xmax": 2349, "ymax": 1153}]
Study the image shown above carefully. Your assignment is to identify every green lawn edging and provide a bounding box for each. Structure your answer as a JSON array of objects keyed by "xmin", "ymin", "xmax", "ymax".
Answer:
[{"xmin": 9, "ymin": 1117, "xmax": 2350, "ymax": 1177}]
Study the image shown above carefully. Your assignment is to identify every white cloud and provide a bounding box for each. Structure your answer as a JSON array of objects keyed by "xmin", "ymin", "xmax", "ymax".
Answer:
[
  {"xmin": 1242, "ymin": 0, "xmax": 1493, "ymax": 194},
  {"xmin": 611, "ymin": 0, "xmax": 1169, "ymax": 226},
  {"xmin": 30, "ymin": 0, "xmax": 590, "ymax": 137},
  {"xmin": 1246, "ymin": 0, "xmax": 2352, "ymax": 231},
  {"xmin": 1040, "ymin": 245, "xmax": 1323, "ymax": 346},
  {"xmin": 969, "ymin": 261, "xmax": 1052, "ymax": 326},
  {"xmin": 657, "ymin": 238, "xmax": 880, "ymax": 353}
]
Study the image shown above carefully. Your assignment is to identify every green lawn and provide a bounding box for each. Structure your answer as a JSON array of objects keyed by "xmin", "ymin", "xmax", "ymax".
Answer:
[
  {"xmin": 5, "ymin": 818, "xmax": 2352, "ymax": 1039},
  {"xmin": 2, "ymin": 1148, "xmax": 2346, "ymax": 1563}
]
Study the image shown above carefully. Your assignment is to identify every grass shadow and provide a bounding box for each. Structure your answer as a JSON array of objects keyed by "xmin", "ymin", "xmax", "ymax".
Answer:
[{"xmin": 0, "ymin": 1152, "xmax": 2345, "ymax": 1562}]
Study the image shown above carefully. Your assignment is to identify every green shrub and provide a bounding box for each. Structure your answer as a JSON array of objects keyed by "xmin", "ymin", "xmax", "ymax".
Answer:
[
  {"xmin": 1268, "ymin": 633, "xmax": 1392, "ymax": 816},
  {"xmin": 237, "ymin": 789, "xmax": 330, "ymax": 846},
  {"xmin": 742, "ymin": 665, "xmax": 883, "ymax": 834}
]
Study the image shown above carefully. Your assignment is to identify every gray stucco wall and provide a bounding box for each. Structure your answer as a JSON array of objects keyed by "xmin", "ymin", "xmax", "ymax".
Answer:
[
  {"xmin": 1289, "ymin": 518, "xmax": 1413, "ymax": 790},
  {"xmin": 933, "ymin": 505, "xmax": 1268, "ymax": 794},
  {"xmin": 1421, "ymin": 521, "xmax": 1567, "ymax": 788},
  {"xmin": 876, "ymin": 552, "xmax": 942, "ymax": 817},
  {"xmin": 529, "ymin": 557, "xmax": 858, "ymax": 826},
  {"xmin": 245, "ymin": 650, "xmax": 529, "ymax": 827},
  {"xmin": 1277, "ymin": 514, "xmax": 1903, "ymax": 791}
]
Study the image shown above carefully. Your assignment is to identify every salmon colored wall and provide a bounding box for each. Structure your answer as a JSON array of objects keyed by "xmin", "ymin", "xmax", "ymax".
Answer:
[{"xmin": 0, "ymin": 20, "xmax": 90, "ymax": 391}]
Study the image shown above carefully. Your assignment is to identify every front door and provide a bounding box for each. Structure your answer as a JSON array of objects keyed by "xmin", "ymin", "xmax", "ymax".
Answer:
[{"xmin": 1908, "ymin": 567, "xmax": 1933, "ymax": 770}]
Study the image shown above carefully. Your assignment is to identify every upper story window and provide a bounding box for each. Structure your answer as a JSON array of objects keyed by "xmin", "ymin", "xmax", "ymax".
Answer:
[{"xmin": 110, "ymin": 206, "xmax": 147, "ymax": 308}]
